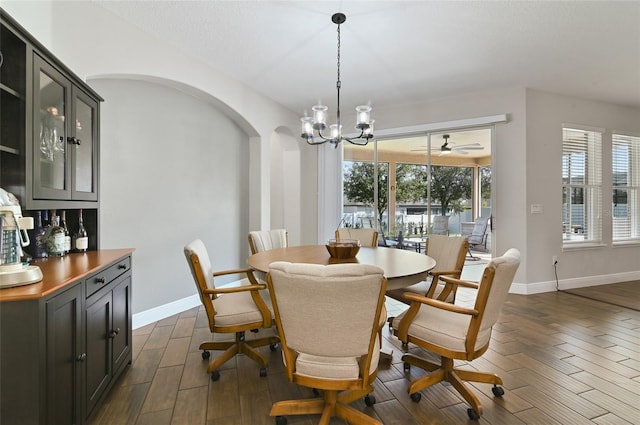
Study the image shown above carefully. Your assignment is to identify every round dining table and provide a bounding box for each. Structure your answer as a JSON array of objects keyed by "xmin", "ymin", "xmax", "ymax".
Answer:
[{"xmin": 247, "ymin": 245, "xmax": 436, "ymax": 291}]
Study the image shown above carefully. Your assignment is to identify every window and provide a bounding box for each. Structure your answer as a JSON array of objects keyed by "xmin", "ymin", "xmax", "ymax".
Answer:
[
  {"xmin": 612, "ymin": 133, "xmax": 640, "ymax": 242},
  {"xmin": 562, "ymin": 127, "xmax": 602, "ymax": 244}
]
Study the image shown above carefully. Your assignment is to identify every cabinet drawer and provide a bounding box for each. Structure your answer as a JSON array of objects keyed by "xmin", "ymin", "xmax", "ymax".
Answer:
[{"xmin": 85, "ymin": 257, "xmax": 131, "ymax": 299}]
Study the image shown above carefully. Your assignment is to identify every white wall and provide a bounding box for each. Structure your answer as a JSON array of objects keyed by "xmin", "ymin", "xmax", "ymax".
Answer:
[
  {"xmin": 90, "ymin": 78, "xmax": 248, "ymax": 313},
  {"xmin": 525, "ymin": 89, "xmax": 640, "ymax": 291}
]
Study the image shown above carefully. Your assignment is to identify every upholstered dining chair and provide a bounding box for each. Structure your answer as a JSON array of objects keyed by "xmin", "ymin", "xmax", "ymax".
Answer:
[
  {"xmin": 335, "ymin": 227, "xmax": 379, "ymax": 247},
  {"xmin": 386, "ymin": 235, "xmax": 468, "ymax": 304},
  {"xmin": 184, "ymin": 239, "xmax": 279, "ymax": 381},
  {"xmin": 248, "ymin": 228, "xmax": 289, "ymax": 255},
  {"xmin": 391, "ymin": 248, "xmax": 520, "ymax": 420},
  {"xmin": 266, "ymin": 261, "xmax": 387, "ymax": 425}
]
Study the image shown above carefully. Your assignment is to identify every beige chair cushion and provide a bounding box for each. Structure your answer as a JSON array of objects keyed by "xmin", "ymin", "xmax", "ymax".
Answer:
[
  {"xmin": 249, "ymin": 229, "xmax": 288, "ymax": 253},
  {"xmin": 293, "ymin": 335, "xmax": 381, "ymax": 380},
  {"xmin": 211, "ymin": 278, "xmax": 267, "ymax": 327},
  {"xmin": 335, "ymin": 228, "xmax": 378, "ymax": 247}
]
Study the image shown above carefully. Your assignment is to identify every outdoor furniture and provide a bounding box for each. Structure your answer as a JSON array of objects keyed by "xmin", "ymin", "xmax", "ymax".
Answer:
[
  {"xmin": 431, "ymin": 216, "xmax": 450, "ymax": 235},
  {"xmin": 467, "ymin": 216, "xmax": 490, "ymax": 259}
]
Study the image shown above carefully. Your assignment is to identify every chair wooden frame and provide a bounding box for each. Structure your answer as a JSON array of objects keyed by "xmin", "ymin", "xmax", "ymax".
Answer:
[
  {"xmin": 393, "ymin": 249, "xmax": 520, "ymax": 420},
  {"xmin": 386, "ymin": 236, "xmax": 469, "ymax": 304},
  {"xmin": 335, "ymin": 228, "xmax": 379, "ymax": 248},
  {"xmin": 184, "ymin": 241, "xmax": 279, "ymax": 381},
  {"xmin": 267, "ymin": 262, "xmax": 387, "ymax": 425}
]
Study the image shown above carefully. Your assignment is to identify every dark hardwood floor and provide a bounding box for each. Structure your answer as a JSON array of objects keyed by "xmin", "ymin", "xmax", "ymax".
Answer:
[{"xmin": 90, "ymin": 284, "xmax": 640, "ymax": 424}]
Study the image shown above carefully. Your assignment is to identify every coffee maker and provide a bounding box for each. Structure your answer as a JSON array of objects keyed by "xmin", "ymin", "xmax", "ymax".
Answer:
[{"xmin": 0, "ymin": 188, "xmax": 43, "ymax": 288}]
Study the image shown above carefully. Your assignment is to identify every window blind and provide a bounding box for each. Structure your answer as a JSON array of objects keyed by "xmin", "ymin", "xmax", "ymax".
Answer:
[
  {"xmin": 562, "ymin": 127, "xmax": 602, "ymax": 244},
  {"xmin": 612, "ymin": 133, "xmax": 640, "ymax": 242}
]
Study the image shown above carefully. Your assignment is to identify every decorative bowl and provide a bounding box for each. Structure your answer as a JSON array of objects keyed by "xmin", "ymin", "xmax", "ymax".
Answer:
[{"xmin": 325, "ymin": 239, "xmax": 361, "ymax": 259}]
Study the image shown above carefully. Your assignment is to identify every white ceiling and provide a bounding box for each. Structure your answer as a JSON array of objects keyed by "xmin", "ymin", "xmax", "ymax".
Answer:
[{"xmin": 93, "ymin": 0, "xmax": 640, "ymax": 118}]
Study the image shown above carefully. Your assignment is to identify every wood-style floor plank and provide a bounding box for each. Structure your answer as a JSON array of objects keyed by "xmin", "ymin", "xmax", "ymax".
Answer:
[{"xmin": 90, "ymin": 281, "xmax": 640, "ymax": 425}]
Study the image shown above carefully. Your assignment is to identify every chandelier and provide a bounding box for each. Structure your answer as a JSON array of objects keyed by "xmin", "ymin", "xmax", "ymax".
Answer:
[{"xmin": 300, "ymin": 13, "xmax": 374, "ymax": 148}]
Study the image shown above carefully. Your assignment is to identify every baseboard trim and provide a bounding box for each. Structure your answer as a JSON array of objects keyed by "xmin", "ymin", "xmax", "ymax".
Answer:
[
  {"xmin": 132, "ymin": 294, "xmax": 200, "ymax": 329},
  {"xmin": 510, "ymin": 270, "xmax": 640, "ymax": 295}
]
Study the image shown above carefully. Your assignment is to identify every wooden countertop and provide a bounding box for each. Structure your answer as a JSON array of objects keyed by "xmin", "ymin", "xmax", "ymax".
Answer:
[{"xmin": 0, "ymin": 249, "xmax": 134, "ymax": 302}]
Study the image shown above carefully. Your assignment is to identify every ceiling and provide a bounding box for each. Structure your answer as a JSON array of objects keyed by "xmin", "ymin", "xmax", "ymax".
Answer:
[{"xmin": 93, "ymin": 1, "xmax": 640, "ymax": 119}]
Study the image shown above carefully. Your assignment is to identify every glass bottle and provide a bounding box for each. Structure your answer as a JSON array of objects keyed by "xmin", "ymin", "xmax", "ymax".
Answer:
[
  {"xmin": 60, "ymin": 210, "xmax": 71, "ymax": 254},
  {"xmin": 41, "ymin": 209, "xmax": 49, "ymax": 229},
  {"xmin": 45, "ymin": 215, "xmax": 66, "ymax": 257},
  {"xmin": 32, "ymin": 211, "xmax": 48, "ymax": 258},
  {"xmin": 74, "ymin": 209, "xmax": 88, "ymax": 252}
]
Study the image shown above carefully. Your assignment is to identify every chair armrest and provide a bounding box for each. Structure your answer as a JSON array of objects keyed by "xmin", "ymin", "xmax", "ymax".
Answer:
[
  {"xmin": 440, "ymin": 275, "xmax": 479, "ymax": 289},
  {"xmin": 203, "ymin": 283, "xmax": 267, "ymax": 295},
  {"xmin": 395, "ymin": 293, "xmax": 478, "ymax": 341},
  {"xmin": 430, "ymin": 269, "xmax": 462, "ymax": 277},
  {"xmin": 402, "ymin": 292, "xmax": 478, "ymax": 316},
  {"xmin": 213, "ymin": 268, "xmax": 255, "ymax": 277}
]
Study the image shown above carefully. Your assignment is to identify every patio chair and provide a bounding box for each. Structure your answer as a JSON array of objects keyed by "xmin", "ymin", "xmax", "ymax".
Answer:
[{"xmin": 467, "ymin": 216, "xmax": 490, "ymax": 260}]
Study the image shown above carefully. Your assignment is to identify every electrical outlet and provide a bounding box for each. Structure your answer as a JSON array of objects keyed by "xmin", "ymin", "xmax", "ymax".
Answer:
[{"xmin": 552, "ymin": 256, "xmax": 558, "ymax": 265}]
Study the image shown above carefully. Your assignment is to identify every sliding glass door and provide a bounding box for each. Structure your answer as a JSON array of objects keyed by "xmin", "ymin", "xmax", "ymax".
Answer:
[{"xmin": 343, "ymin": 127, "xmax": 492, "ymax": 249}]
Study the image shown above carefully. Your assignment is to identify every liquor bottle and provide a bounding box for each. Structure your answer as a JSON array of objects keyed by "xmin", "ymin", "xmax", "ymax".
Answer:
[
  {"xmin": 60, "ymin": 210, "xmax": 71, "ymax": 254},
  {"xmin": 74, "ymin": 209, "xmax": 88, "ymax": 252},
  {"xmin": 31, "ymin": 211, "xmax": 48, "ymax": 258},
  {"xmin": 45, "ymin": 214, "xmax": 66, "ymax": 257},
  {"xmin": 42, "ymin": 209, "xmax": 49, "ymax": 229}
]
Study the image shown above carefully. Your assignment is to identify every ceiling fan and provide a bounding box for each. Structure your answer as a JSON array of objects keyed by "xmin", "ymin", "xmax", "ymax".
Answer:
[{"xmin": 412, "ymin": 134, "xmax": 484, "ymax": 155}]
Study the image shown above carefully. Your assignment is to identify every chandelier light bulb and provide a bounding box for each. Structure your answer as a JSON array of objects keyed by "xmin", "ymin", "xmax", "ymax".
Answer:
[{"xmin": 312, "ymin": 105, "xmax": 328, "ymax": 130}]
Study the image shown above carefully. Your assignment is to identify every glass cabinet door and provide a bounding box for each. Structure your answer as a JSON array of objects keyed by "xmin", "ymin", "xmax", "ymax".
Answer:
[
  {"xmin": 33, "ymin": 54, "xmax": 71, "ymax": 200},
  {"xmin": 71, "ymin": 87, "xmax": 98, "ymax": 200}
]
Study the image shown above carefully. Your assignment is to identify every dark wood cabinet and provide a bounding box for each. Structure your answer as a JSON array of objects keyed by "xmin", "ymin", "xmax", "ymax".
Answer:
[
  {"xmin": 46, "ymin": 284, "xmax": 84, "ymax": 425},
  {"xmin": 1, "ymin": 9, "xmax": 102, "ymax": 249},
  {"xmin": 0, "ymin": 250, "xmax": 134, "ymax": 425},
  {"xmin": 32, "ymin": 54, "xmax": 99, "ymax": 203},
  {"xmin": 85, "ymin": 271, "xmax": 131, "ymax": 418}
]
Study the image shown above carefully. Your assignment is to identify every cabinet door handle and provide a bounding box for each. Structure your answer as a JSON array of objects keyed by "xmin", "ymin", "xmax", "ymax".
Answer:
[
  {"xmin": 118, "ymin": 264, "xmax": 127, "ymax": 270},
  {"xmin": 67, "ymin": 136, "xmax": 81, "ymax": 146},
  {"xmin": 95, "ymin": 277, "xmax": 105, "ymax": 284},
  {"xmin": 109, "ymin": 328, "xmax": 121, "ymax": 338},
  {"xmin": 76, "ymin": 353, "xmax": 87, "ymax": 362}
]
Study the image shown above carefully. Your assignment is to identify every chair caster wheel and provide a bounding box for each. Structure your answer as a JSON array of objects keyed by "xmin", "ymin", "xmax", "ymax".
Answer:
[
  {"xmin": 467, "ymin": 408, "xmax": 480, "ymax": 420},
  {"xmin": 364, "ymin": 394, "xmax": 376, "ymax": 406},
  {"xmin": 211, "ymin": 370, "xmax": 220, "ymax": 381},
  {"xmin": 260, "ymin": 367, "xmax": 267, "ymax": 377},
  {"xmin": 275, "ymin": 416, "xmax": 287, "ymax": 425},
  {"xmin": 403, "ymin": 362, "xmax": 411, "ymax": 372},
  {"xmin": 492, "ymin": 385, "xmax": 504, "ymax": 397},
  {"xmin": 410, "ymin": 392, "xmax": 421, "ymax": 403},
  {"xmin": 201, "ymin": 350, "xmax": 210, "ymax": 360},
  {"xmin": 269, "ymin": 343, "xmax": 279, "ymax": 351}
]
